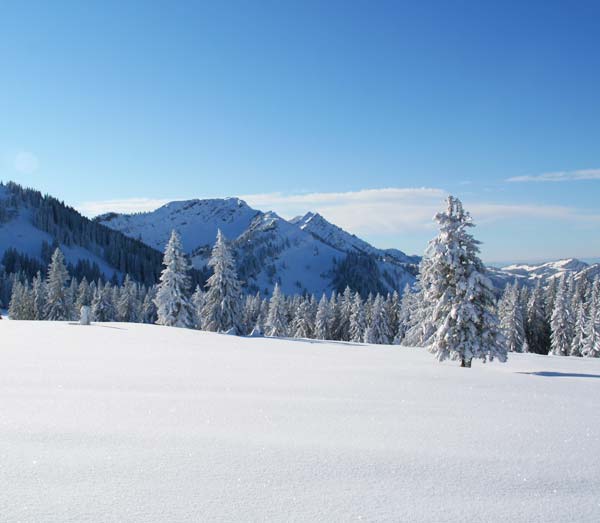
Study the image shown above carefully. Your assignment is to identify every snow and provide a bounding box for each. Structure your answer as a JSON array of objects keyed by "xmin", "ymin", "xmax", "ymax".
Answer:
[{"xmin": 1, "ymin": 321, "xmax": 599, "ymax": 522}]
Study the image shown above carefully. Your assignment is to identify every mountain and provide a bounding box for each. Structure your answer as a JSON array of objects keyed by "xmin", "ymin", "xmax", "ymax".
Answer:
[
  {"xmin": 488, "ymin": 258, "xmax": 600, "ymax": 288},
  {"xmin": 98, "ymin": 198, "xmax": 419, "ymax": 296}
]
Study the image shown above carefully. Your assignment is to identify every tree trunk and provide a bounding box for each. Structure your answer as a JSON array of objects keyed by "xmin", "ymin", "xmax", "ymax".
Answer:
[{"xmin": 460, "ymin": 357, "xmax": 472, "ymax": 368}]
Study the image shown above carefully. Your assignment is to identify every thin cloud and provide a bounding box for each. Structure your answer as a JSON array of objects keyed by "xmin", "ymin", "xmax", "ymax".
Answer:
[
  {"xmin": 507, "ymin": 168, "xmax": 600, "ymax": 183},
  {"xmin": 76, "ymin": 187, "xmax": 600, "ymax": 237},
  {"xmin": 77, "ymin": 198, "xmax": 171, "ymax": 217},
  {"xmin": 13, "ymin": 151, "xmax": 39, "ymax": 173}
]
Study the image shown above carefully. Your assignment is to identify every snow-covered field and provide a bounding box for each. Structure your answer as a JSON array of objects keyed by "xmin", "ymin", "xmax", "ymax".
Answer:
[{"xmin": 1, "ymin": 322, "xmax": 599, "ymax": 522}]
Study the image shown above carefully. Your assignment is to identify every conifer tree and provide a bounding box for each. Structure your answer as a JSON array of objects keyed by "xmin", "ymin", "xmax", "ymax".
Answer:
[
  {"xmin": 582, "ymin": 278, "xmax": 600, "ymax": 357},
  {"xmin": 499, "ymin": 282, "xmax": 525, "ymax": 352},
  {"xmin": 141, "ymin": 286, "xmax": 158, "ymax": 324},
  {"xmin": 525, "ymin": 280, "xmax": 549, "ymax": 354},
  {"xmin": 201, "ymin": 229, "xmax": 243, "ymax": 333},
  {"xmin": 570, "ymin": 302, "xmax": 586, "ymax": 357},
  {"xmin": 314, "ymin": 294, "xmax": 331, "ymax": 340},
  {"xmin": 292, "ymin": 298, "xmax": 312, "ymax": 338},
  {"xmin": 31, "ymin": 271, "xmax": 46, "ymax": 320},
  {"xmin": 191, "ymin": 285, "xmax": 206, "ymax": 329},
  {"xmin": 266, "ymin": 283, "xmax": 288, "ymax": 337},
  {"xmin": 45, "ymin": 248, "xmax": 71, "ymax": 321},
  {"xmin": 420, "ymin": 196, "xmax": 506, "ymax": 366},
  {"xmin": 154, "ymin": 230, "xmax": 194, "ymax": 328},
  {"xmin": 550, "ymin": 275, "xmax": 572, "ymax": 356},
  {"xmin": 349, "ymin": 292, "xmax": 366, "ymax": 342}
]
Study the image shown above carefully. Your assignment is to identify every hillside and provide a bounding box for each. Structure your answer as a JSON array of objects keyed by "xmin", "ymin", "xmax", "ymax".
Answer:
[
  {"xmin": 0, "ymin": 182, "xmax": 165, "ymax": 285},
  {"xmin": 98, "ymin": 198, "xmax": 418, "ymax": 296},
  {"xmin": 1, "ymin": 321, "xmax": 599, "ymax": 522}
]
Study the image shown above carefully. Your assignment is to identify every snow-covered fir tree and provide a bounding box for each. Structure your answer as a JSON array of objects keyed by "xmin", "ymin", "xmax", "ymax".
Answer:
[
  {"xmin": 335, "ymin": 286, "xmax": 353, "ymax": 341},
  {"xmin": 141, "ymin": 286, "xmax": 158, "ymax": 324},
  {"xmin": 364, "ymin": 294, "xmax": 391, "ymax": 344},
  {"xmin": 349, "ymin": 292, "xmax": 366, "ymax": 342},
  {"xmin": 191, "ymin": 285, "xmax": 206, "ymax": 329},
  {"xmin": 91, "ymin": 282, "xmax": 115, "ymax": 322},
  {"xmin": 570, "ymin": 302, "xmax": 586, "ymax": 357},
  {"xmin": 44, "ymin": 248, "xmax": 71, "ymax": 321},
  {"xmin": 201, "ymin": 230, "xmax": 243, "ymax": 334},
  {"xmin": 498, "ymin": 282, "xmax": 526, "ymax": 352},
  {"xmin": 582, "ymin": 278, "xmax": 600, "ymax": 357},
  {"xmin": 394, "ymin": 284, "xmax": 414, "ymax": 345},
  {"xmin": 314, "ymin": 294, "xmax": 331, "ymax": 340},
  {"xmin": 550, "ymin": 275, "xmax": 572, "ymax": 356},
  {"xmin": 292, "ymin": 298, "xmax": 312, "ymax": 339},
  {"xmin": 420, "ymin": 196, "xmax": 506, "ymax": 367},
  {"xmin": 154, "ymin": 230, "xmax": 194, "ymax": 328},
  {"xmin": 117, "ymin": 275, "xmax": 140, "ymax": 323},
  {"xmin": 525, "ymin": 280, "xmax": 549, "ymax": 354},
  {"xmin": 266, "ymin": 283, "xmax": 288, "ymax": 337},
  {"xmin": 31, "ymin": 271, "xmax": 46, "ymax": 320}
]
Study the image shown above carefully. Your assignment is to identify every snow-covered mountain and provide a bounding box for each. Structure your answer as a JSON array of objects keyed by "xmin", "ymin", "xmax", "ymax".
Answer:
[
  {"xmin": 98, "ymin": 198, "xmax": 419, "ymax": 296},
  {"xmin": 488, "ymin": 258, "xmax": 600, "ymax": 287}
]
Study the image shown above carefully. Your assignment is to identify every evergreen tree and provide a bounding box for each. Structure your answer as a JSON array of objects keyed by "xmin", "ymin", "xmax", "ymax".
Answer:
[
  {"xmin": 266, "ymin": 283, "xmax": 288, "ymax": 337},
  {"xmin": 154, "ymin": 230, "xmax": 194, "ymax": 328},
  {"xmin": 45, "ymin": 248, "xmax": 71, "ymax": 321},
  {"xmin": 349, "ymin": 292, "xmax": 366, "ymax": 343},
  {"xmin": 499, "ymin": 282, "xmax": 525, "ymax": 352},
  {"xmin": 336, "ymin": 286, "xmax": 353, "ymax": 341},
  {"xmin": 582, "ymin": 278, "xmax": 600, "ymax": 357},
  {"xmin": 570, "ymin": 302, "xmax": 586, "ymax": 357},
  {"xmin": 395, "ymin": 284, "xmax": 414, "ymax": 345},
  {"xmin": 292, "ymin": 298, "xmax": 312, "ymax": 338},
  {"xmin": 92, "ymin": 282, "xmax": 115, "ymax": 322},
  {"xmin": 117, "ymin": 275, "xmax": 140, "ymax": 322},
  {"xmin": 75, "ymin": 277, "xmax": 92, "ymax": 312},
  {"xmin": 31, "ymin": 271, "xmax": 46, "ymax": 320},
  {"xmin": 314, "ymin": 294, "xmax": 331, "ymax": 340},
  {"xmin": 141, "ymin": 286, "xmax": 158, "ymax": 324},
  {"xmin": 525, "ymin": 280, "xmax": 549, "ymax": 354},
  {"xmin": 191, "ymin": 285, "xmax": 206, "ymax": 329},
  {"xmin": 550, "ymin": 275, "xmax": 572, "ymax": 356},
  {"xmin": 201, "ymin": 230, "xmax": 243, "ymax": 333},
  {"xmin": 420, "ymin": 196, "xmax": 506, "ymax": 366},
  {"xmin": 364, "ymin": 294, "xmax": 391, "ymax": 344}
]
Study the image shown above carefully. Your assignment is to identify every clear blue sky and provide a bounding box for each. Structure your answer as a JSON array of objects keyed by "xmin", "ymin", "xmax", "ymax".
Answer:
[{"xmin": 1, "ymin": 0, "xmax": 599, "ymax": 262}]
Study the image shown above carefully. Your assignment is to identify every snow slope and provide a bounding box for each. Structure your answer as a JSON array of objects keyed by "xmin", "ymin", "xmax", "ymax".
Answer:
[
  {"xmin": 1, "ymin": 321, "xmax": 599, "ymax": 522},
  {"xmin": 0, "ymin": 206, "xmax": 119, "ymax": 279}
]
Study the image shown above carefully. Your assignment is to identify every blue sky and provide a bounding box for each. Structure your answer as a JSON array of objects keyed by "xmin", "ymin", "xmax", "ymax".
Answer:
[{"xmin": 1, "ymin": 0, "xmax": 599, "ymax": 263}]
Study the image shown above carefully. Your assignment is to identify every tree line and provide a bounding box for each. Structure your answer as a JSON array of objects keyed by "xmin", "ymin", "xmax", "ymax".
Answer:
[{"xmin": 7, "ymin": 196, "xmax": 599, "ymax": 364}]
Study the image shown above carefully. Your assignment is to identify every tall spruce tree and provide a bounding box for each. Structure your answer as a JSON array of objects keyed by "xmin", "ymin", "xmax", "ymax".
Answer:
[
  {"xmin": 550, "ymin": 275, "xmax": 572, "ymax": 356},
  {"xmin": 420, "ymin": 196, "xmax": 506, "ymax": 367},
  {"xmin": 45, "ymin": 248, "xmax": 71, "ymax": 321},
  {"xmin": 154, "ymin": 230, "xmax": 194, "ymax": 328},
  {"xmin": 201, "ymin": 229, "xmax": 243, "ymax": 334}
]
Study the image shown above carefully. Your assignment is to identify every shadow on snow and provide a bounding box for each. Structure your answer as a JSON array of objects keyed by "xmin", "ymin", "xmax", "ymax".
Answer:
[{"xmin": 517, "ymin": 371, "xmax": 600, "ymax": 379}]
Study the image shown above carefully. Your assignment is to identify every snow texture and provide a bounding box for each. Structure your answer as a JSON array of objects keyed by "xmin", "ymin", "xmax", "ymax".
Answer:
[{"xmin": 1, "ymin": 321, "xmax": 599, "ymax": 522}]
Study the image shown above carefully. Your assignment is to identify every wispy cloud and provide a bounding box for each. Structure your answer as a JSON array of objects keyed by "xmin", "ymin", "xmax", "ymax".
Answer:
[
  {"xmin": 76, "ymin": 187, "xmax": 600, "ymax": 237},
  {"xmin": 506, "ymin": 168, "xmax": 600, "ymax": 183},
  {"xmin": 241, "ymin": 188, "xmax": 447, "ymax": 234},
  {"xmin": 77, "ymin": 198, "xmax": 172, "ymax": 216},
  {"xmin": 13, "ymin": 151, "xmax": 39, "ymax": 174}
]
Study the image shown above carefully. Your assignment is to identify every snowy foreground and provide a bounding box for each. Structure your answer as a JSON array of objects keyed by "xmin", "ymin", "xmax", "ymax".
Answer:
[{"xmin": 1, "ymin": 322, "xmax": 599, "ymax": 522}]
